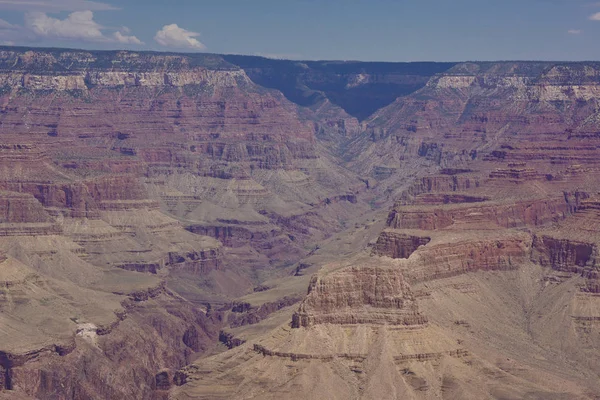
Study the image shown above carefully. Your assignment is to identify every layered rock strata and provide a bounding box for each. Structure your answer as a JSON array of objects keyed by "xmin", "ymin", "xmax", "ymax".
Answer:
[
  {"xmin": 531, "ymin": 196, "xmax": 600, "ymax": 292},
  {"xmin": 171, "ymin": 60, "xmax": 600, "ymax": 400},
  {"xmin": 373, "ymin": 230, "xmax": 431, "ymax": 259},
  {"xmin": 292, "ymin": 266, "xmax": 427, "ymax": 328},
  {"xmin": 348, "ymin": 63, "xmax": 600, "ymax": 186},
  {"xmin": 387, "ymin": 197, "xmax": 569, "ymax": 230}
]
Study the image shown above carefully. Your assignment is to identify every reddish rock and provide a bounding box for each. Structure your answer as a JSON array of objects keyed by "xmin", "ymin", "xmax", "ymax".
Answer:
[
  {"xmin": 532, "ymin": 235, "xmax": 595, "ymax": 272},
  {"xmin": 373, "ymin": 230, "xmax": 431, "ymax": 259},
  {"xmin": 0, "ymin": 192, "xmax": 51, "ymax": 224},
  {"xmin": 292, "ymin": 266, "xmax": 427, "ymax": 328},
  {"xmin": 404, "ymin": 233, "xmax": 532, "ymax": 282},
  {"xmin": 387, "ymin": 197, "xmax": 569, "ymax": 230}
]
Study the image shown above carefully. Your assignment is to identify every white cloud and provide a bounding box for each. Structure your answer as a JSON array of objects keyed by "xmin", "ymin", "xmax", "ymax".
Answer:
[
  {"xmin": 0, "ymin": 11, "xmax": 142, "ymax": 46},
  {"xmin": 590, "ymin": 12, "xmax": 600, "ymax": 21},
  {"xmin": 0, "ymin": 0, "xmax": 117, "ymax": 12},
  {"xmin": 113, "ymin": 31, "xmax": 143, "ymax": 45},
  {"xmin": 154, "ymin": 24, "xmax": 206, "ymax": 50},
  {"xmin": 25, "ymin": 10, "xmax": 105, "ymax": 41},
  {"xmin": 567, "ymin": 29, "xmax": 582, "ymax": 34},
  {"xmin": 0, "ymin": 0, "xmax": 144, "ymax": 47}
]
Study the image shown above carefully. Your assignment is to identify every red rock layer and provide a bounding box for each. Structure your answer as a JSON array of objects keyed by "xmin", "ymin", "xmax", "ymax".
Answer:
[
  {"xmin": 349, "ymin": 63, "xmax": 600, "ymax": 186},
  {"xmin": 0, "ymin": 192, "xmax": 51, "ymax": 224},
  {"xmin": 373, "ymin": 230, "xmax": 431, "ymax": 259},
  {"xmin": 387, "ymin": 197, "xmax": 569, "ymax": 230},
  {"xmin": 405, "ymin": 234, "xmax": 531, "ymax": 283},
  {"xmin": 292, "ymin": 266, "xmax": 427, "ymax": 328},
  {"xmin": 532, "ymin": 236, "xmax": 595, "ymax": 273}
]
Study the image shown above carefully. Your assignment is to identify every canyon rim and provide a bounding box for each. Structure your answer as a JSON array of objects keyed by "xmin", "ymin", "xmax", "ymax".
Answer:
[{"xmin": 1, "ymin": 41, "xmax": 600, "ymax": 400}]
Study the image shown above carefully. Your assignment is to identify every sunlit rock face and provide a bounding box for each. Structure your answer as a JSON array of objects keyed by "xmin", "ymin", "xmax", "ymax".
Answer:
[{"xmin": 6, "ymin": 48, "xmax": 600, "ymax": 400}]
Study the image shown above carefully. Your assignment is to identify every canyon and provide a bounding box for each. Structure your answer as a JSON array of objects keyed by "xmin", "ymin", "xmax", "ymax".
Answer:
[{"xmin": 0, "ymin": 47, "xmax": 600, "ymax": 399}]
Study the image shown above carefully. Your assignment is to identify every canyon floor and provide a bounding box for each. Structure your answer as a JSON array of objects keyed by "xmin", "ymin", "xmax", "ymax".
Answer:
[{"xmin": 0, "ymin": 48, "xmax": 600, "ymax": 399}]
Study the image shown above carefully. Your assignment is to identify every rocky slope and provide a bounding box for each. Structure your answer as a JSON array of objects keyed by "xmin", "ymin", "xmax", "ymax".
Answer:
[
  {"xmin": 0, "ymin": 47, "xmax": 369, "ymax": 399},
  {"xmin": 343, "ymin": 62, "xmax": 600, "ymax": 199},
  {"xmin": 172, "ymin": 187, "xmax": 600, "ymax": 399},
  {"xmin": 171, "ymin": 61, "xmax": 600, "ymax": 399},
  {"xmin": 0, "ymin": 47, "xmax": 369, "ymax": 284},
  {"xmin": 3, "ymin": 47, "xmax": 600, "ymax": 399}
]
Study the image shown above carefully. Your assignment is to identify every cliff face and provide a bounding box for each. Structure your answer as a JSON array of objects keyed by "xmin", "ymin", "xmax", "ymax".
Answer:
[
  {"xmin": 347, "ymin": 62, "xmax": 600, "ymax": 194},
  {"xmin": 530, "ymin": 196, "xmax": 600, "ymax": 293},
  {"xmin": 6, "ymin": 49, "xmax": 600, "ymax": 400},
  {"xmin": 0, "ymin": 47, "xmax": 366, "ymax": 272},
  {"xmin": 0, "ymin": 191, "xmax": 52, "ymax": 224},
  {"xmin": 373, "ymin": 231, "xmax": 431, "ymax": 259},
  {"xmin": 386, "ymin": 197, "xmax": 569, "ymax": 231},
  {"xmin": 292, "ymin": 266, "xmax": 427, "ymax": 327},
  {"xmin": 532, "ymin": 235, "xmax": 595, "ymax": 272},
  {"xmin": 0, "ymin": 47, "xmax": 377, "ymax": 400},
  {"xmin": 0, "ymin": 50, "xmax": 315, "ymax": 173}
]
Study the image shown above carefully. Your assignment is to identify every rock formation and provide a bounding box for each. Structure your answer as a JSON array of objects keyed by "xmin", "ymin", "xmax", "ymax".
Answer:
[
  {"xmin": 171, "ymin": 60, "xmax": 600, "ymax": 399},
  {"xmin": 3, "ymin": 48, "xmax": 600, "ymax": 399},
  {"xmin": 373, "ymin": 230, "xmax": 431, "ymax": 259},
  {"xmin": 292, "ymin": 266, "xmax": 427, "ymax": 327}
]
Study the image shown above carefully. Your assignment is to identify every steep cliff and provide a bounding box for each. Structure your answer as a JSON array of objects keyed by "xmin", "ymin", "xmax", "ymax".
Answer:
[
  {"xmin": 373, "ymin": 230, "xmax": 431, "ymax": 259},
  {"xmin": 292, "ymin": 266, "xmax": 427, "ymax": 327},
  {"xmin": 0, "ymin": 47, "xmax": 379, "ymax": 400},
  {"xmin": 170, "ymin": 59, "xmax": 600, "ymax": 399},
  {"xmin": 0, "ymin": 47, "xmax": 369, "ymax": 276},
  {"xmin": 347, "ymin": 62, "xmax": 600, "ymax": 197},
  {"xmin": 5, "ymin": 48, "xmax": 600, "ymax": 399}
]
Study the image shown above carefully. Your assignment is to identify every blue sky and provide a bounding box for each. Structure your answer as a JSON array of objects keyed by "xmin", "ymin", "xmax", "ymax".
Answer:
[{"xmin": 0, "ymin": 0, "xmax": 599, "ymax": 61}]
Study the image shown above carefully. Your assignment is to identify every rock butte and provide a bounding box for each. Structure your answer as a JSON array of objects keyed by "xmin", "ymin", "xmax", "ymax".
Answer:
[{"xmin": 0, "ymin": 48, "xmax": 599, "ymax": 399}]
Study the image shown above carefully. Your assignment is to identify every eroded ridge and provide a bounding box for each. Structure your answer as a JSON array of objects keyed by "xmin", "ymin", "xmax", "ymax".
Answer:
[{"xmin": 292, "ymin": 266, "xmax": 427, "ymax": 328}]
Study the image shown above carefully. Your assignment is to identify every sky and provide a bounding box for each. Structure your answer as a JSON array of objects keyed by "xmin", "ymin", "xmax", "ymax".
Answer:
[{"xmin": 0, "ymin": 0, "xmax": 600, "ymax": 61}]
